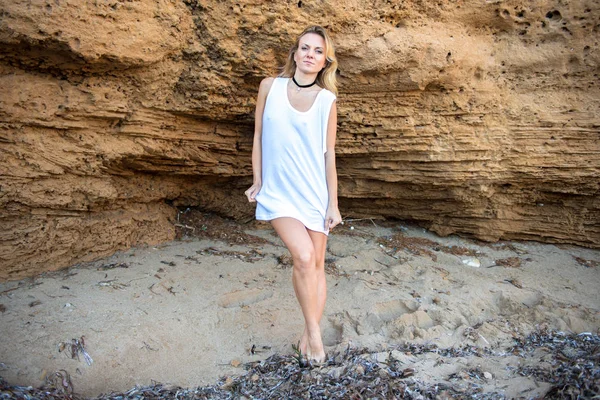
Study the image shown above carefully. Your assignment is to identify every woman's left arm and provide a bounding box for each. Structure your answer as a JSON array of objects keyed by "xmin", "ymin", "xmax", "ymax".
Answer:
[{"xmin": 324, "ymin": 100, "xmax": 342, "ymax": 230}]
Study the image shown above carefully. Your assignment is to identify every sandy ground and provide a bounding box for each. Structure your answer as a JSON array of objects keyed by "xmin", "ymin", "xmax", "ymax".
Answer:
[{"xmin": 1, "ymin": 215, "xmax": 599, "ymax": 398}]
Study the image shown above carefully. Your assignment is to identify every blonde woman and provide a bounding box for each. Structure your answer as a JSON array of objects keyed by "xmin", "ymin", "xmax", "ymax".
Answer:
[{"xmin": 245, "ymin": 25, "xmax": 341, "ymax": 363}]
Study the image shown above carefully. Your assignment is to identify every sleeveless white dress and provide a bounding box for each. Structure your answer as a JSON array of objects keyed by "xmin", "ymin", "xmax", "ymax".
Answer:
[{"xmin": 255, "ymin": 77, "xmax": 337, "ymax": 235}]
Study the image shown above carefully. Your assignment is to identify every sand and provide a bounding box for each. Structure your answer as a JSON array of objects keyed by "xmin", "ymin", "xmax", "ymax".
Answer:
[{"xmin": 1, "ymin": 215, "xmax": 599, "ymax": 398}]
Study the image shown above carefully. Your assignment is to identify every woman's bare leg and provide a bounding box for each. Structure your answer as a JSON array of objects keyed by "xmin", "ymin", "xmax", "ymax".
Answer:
[
  {"xmin": 299, "ymin": 229, "xmax": 327, "ymax": 354},
  {"xmin": 271, "ymin": 217, "xmax": 326, "ymax": 362}
]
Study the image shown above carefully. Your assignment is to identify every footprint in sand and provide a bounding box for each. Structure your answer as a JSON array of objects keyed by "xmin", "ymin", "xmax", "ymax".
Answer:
[{"xmin": 218, "ymin": 289, "xmax": 273, "ymax": 308}]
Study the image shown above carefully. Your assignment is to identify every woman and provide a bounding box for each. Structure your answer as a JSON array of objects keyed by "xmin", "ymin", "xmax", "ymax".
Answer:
[{"xmin": 244, "ymin": 25, "xmax": 342, "ymax": 363}]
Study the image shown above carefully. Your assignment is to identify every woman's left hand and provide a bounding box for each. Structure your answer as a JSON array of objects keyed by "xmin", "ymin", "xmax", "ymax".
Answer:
[{"xmin": 325, "ymin": 206, "xmax": 342, "ymax": 230}]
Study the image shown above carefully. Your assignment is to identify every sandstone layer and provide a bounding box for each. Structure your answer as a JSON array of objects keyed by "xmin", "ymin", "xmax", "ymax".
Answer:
[{"xmin": 1, "ymin": 0, "xmax": 599, "ymax": 279}]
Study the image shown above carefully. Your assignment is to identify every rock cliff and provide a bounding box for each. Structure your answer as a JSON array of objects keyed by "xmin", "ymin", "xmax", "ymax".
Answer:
[{"xmin": 1, "ymin": 0, "xmax": 599, "ymax": 279}]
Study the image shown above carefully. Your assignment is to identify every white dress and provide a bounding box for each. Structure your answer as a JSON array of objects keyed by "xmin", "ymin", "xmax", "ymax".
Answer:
[{"xmin": 255, "ymin": 77, "xmax": 337, "ymax": 234}]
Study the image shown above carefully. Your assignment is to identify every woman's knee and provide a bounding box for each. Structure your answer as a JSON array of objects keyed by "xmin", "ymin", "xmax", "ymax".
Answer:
[
  {"xmin": 314, "ymin": 253, "xmax": 325, "ymax": 269},
  {"xmin": 293, "ymin": 249, "xmax": 316, "ymax": 271}
]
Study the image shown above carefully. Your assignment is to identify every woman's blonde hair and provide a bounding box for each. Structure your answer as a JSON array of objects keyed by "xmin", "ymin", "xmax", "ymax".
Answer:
[{"xmin": 279, "ymin": 25, "xmax": 338, "ymax": 96}]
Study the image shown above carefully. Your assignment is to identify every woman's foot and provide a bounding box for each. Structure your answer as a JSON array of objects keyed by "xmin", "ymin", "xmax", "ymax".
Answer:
[
  {"xmin": 305, "ymin": 328, "xmax": 325, "ymax": 363},
  {"xmin": 300, "ymin": 328, "xmax": 325, "ymax": 362}
]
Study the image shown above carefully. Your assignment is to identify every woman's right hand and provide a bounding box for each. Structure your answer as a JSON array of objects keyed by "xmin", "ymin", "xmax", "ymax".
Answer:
[{"xmin": 244, "ymin": 183, "xmax": 261, "ymax": 202}]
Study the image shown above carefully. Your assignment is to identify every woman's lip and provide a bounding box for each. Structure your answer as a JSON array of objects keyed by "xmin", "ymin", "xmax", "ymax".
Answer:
[{"xmin": 303, "ymin": 61, "xmax": 314, "ymax": 65}]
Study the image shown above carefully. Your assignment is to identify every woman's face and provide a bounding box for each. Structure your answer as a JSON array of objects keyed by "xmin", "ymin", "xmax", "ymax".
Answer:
[{"xmin": 293, "ymin": 32, "xmax": 327, "ymax": 74}]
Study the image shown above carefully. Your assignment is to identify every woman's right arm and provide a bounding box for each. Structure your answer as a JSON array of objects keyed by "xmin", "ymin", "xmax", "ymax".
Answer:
[{"xmin": 245, "ymin": 77, "xmax": 274, "ymax": 202}]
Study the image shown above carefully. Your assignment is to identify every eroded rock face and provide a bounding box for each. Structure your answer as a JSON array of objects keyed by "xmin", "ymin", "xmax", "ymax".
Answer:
[{"xmin": 1, "ymin": 0, "xmax": 599, "ymax": 279}]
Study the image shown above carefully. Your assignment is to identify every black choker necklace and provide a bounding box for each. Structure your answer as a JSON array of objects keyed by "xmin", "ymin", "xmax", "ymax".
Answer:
[{"xmin": 292, "ymin": 76, "xmax": 317, "ymax": 91}]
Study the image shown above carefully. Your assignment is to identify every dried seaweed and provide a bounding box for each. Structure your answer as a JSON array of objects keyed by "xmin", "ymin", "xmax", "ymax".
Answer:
[
  {"xmin": 96, "ymin": 279, "xmax": 129, "ymax": 290},
  {"xmin": 276, "ymin": 254, "xmax": 293, "ymax": 268},
  {"xmin": 494, "ymin": 257, "xmax": 523, "ymax": 268},
  {"xmin": 196, "ymin": 247, "xmax": 265, "ymax": 263},
  {"xmin": 511, "ymin": 329, "xmax": 600, "ymax": 398},
  {"xmin": 324, "ymin": 260, "xmax": 343, "ymax": 277},
  {"xmin": 482, "ymin": 242, "xmax": 529, "ymax": 255},
  {"xmin": 175, "ymin": 209, "xmax": 268, "ymax": 245},
  {"xmin": 439, "ymin": 244, "xmax": 479, "ymax": 257},
  {"xmin": 378, "ymin": 232, "xmax": 482, "ymax": 261},
  {"xmin": 574, "ymin": 256, "xmax": 599, "ymax": 268},
  {"xmin": 58, "ymin": 337, "xmax": 93, "ymax": 366},
  {"xmin": 378, "ymin": 233, "xmax": 440, "ymax": 261},
  {"xmin": 2, "ymin": 330, "xmax": 598, "ymax": 399},
  {"xmin": 333, "ymin": 218, "xmax": 381, "ymax": 238},
  {"xmin": 503, "ymin": 278, "xmax": 523, "ymax": 289},
  {"xmin": 97, "ymin": 263, "xmax": 129, "ymax": 271}
]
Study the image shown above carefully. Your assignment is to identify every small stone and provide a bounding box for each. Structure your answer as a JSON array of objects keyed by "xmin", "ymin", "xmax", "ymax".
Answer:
[
  {"xmin": 250, "ymin": 374, "xmax": 259, "ymax": 381},
  {"xmin": 355, "ymin": 365, "xmax": 365, "ymax": 375},
  {"xmin": 483, "ymin": 371, "xmax": 493, "ymax": 380},
  {"xmin": 230, "ymin": 359, "xmax": 242, "ymax": 367},
  {"xmin": 462, "ymin": 257, "xmax": 481, "ymax": 268},
  {"xmin": 371, "ymin": 352, "xmax": 388, "ymax": 363},
  {"xmin": 221, "ymin": 376, "xmax": 235, "ymax": 390}
]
